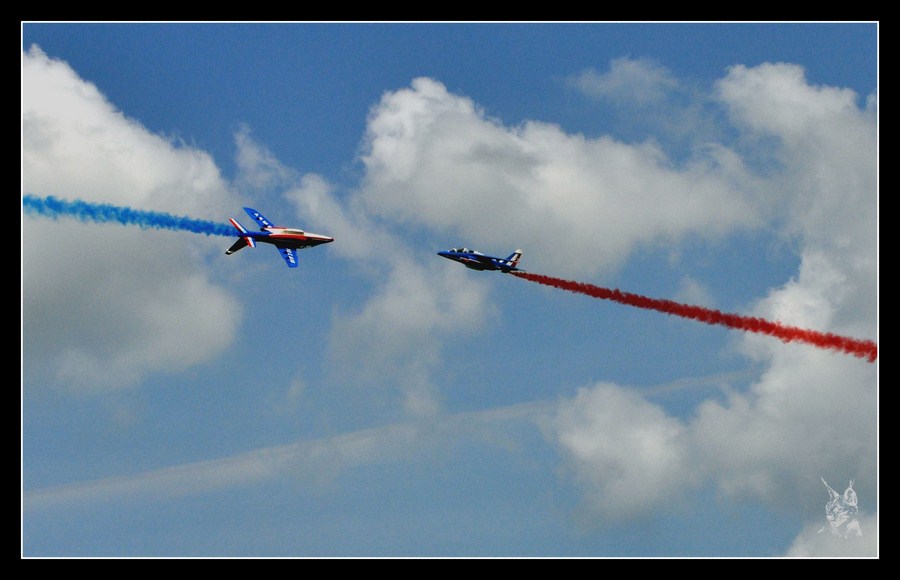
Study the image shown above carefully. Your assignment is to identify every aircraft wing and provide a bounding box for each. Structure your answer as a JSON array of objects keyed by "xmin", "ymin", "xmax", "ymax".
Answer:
[
  {"xmin": 277, "ymin": 246, "xmax": 300, "ymax": 268},
  {"xmin": 474, "ymin": 254, "xmax": 520, "ymax": 271},
  {"xmin": 471, "ymin": 254, "xmax": 501, "ymax": 267},
  {"xmin": 244, "ymin": 207, "xmax": 275, "ymax": 229}
]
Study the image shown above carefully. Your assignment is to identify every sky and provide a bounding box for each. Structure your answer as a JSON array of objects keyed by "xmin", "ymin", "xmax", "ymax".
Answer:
[{"xmin": 21, "ymin": 22, "xmax": 878, "ymax": 557}]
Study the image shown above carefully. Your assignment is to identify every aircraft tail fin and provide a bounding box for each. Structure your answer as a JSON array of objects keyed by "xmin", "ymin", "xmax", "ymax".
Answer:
[
  {"xmin": 226, "ymin": 218, "xmax": 256, "ymax": 255},
  {"xmin": 505, "ymin": 249, "xmax": 523, "ymax": 268}
]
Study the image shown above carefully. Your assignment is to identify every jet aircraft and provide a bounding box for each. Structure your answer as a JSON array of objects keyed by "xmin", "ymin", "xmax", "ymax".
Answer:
[
  {"xmin": 436, "ymin": 247, "xmax": 523, "ymax": 273},
  {"xmin": 226, "ymin": 207, "xmax": 333, "ymax": 268}
]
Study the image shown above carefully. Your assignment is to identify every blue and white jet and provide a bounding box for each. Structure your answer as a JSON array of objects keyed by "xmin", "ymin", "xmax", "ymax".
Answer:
[
  {"xmin": 226, "ymin": 207, "xmax": 333, "ymax": 268},
  {"xmin": 436, "ymin": 247, "xmax": 523, "ymax": 273}
]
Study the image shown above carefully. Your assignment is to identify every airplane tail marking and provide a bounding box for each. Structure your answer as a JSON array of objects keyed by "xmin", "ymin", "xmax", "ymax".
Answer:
[
  {"xmin": 505, "ymin": 249, "xmax": 523, "ymax": 268},
  {"xmin": 227, "ymin": 217, "xmax": 255, "ymax": 252}
]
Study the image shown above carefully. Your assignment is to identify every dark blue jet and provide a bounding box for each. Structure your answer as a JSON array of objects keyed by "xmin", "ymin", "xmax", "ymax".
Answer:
[{"xmin": 437, "ymin": 247, "xmax": 523, "ymax": 273}]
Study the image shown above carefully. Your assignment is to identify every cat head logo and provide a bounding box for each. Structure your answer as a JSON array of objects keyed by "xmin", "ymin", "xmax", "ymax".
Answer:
[{"xmin": 819, "ymin": 477, "xmax": 862, "ymax": 538}]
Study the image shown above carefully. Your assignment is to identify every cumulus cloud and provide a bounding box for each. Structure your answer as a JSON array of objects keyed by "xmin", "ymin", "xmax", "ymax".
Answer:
[
  {"xmin": 546, "ymin": 61, "xmax": 877, "ymax": 527},
  {"xmin": 551, "ymin": 347, "xmax": 875, "ymax": 525},
  {"xmin": 326, "ymin": 259, "xmax": 491, "ymax": 416},
  {"xmin": 231, "ymin": 132, "xmax": 495, "ymax": 417},
  {"xmin": 568, "ymin": 57, "xmax": 727, "ymax": 160},
  {"xmin": 675, "ymin": 276, "xmax": 715, "ymax": 308},
  {"xmin": 719, "ymin": 62, "xmax": 876, "ymax": 336},
  {"xmin": 22, "ymin": 45, "xmax": 242, "ymax": 392},
  {"xmin": 358, "ymin": 77, "xmax": 760, "ymax": 278},
  {"xmin": 233, "ymin": 124, "xmax": 298, "ymax": 192},
  {"xmin": 285, "ymin": 172, "xmax": 395, "ymax": 263},
  {"xmin": 785, "ymin": 514, "xmax": 877, "ymax": 557},
  {"xmin": 690, "ymin": 350, "xmax": 876, "ymax": 507},
  {"xmin": 717, "ymin": 63, "xmax": 865, "ymax": 146},
  {"xmin": 717, "ymin": 63, "xmax": 876, "ymax": 256},
  {"xmin": 687, "ymin": 61, "xmax": 877, "ymax": 509},
  {"xmin": 567, "ymin": 57, "xmax": 678, "ymax": 105},
  {"xmin": 287, "ymin": 64, "xmax": 873, "ymax": 509},
  {"xmin": 24, "ymin": 47, "xmax": 875, "ymax": 547},
  {"xmin": 550, "ymin": 383, "xmax": 696, "ymax": 521}
]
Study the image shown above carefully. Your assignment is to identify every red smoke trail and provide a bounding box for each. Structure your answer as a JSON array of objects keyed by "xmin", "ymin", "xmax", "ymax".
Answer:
[{"xmin": 512, "ymin": 272, "xmax": 877, "ymax": 363}]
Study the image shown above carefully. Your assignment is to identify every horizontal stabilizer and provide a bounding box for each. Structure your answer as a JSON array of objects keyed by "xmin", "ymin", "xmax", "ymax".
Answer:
[{"xmin": 226, "ymin": 238, "xmax": 250, "ymax": 255}]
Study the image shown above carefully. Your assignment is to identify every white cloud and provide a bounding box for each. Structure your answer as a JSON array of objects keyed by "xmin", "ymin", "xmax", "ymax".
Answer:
[
  {"xmin": 549, "ymin": 383, "xmax": 697, "ymax": 521},
  {"xmin": 358, "ymin": 77, "xmax": 760, "ymax": 278},
  {"xmin": 24, "ymin": 423, "xmax": 422, "ymax": 509},
  {"xmin": 549, "ymin": 329, "xmax": 876, "ymax": 526},
  {"xmin": 22, "ymin": 45, "xmax": 242, "ymax": 392},
  {"xmin": 42, "ymin": 271, "xmax": 239, "ymax": 391},
  {"xmin": 717, "ymin": 63, "xmax": 877, "ymax": 259},
  {"xmin": 265, "ymin": 375, "xmax": 308, "ymax": 416},
  {"xmin": 568, "ymin": 57, "xmax": 678, "ymax": 105},
  {"xmin": 24, "ymin": 401, "xmax": 550, "ymax": 511},
  {"xmin": 285, "ymin": 172, "xmax": 395, "ymax": 263},
  {"xmin": 291, "ymin": 63, "xmax": 874, "ymax": 515},
  {"xmin": 675, "ymin": 276, "xmax": 715, "ymax": 308},
  {"xmin": 569, "ymin": 58, "xmax": 727, "ymax": 151},
  {"xmin": 326, "ymin": 259, "xmax": 491, "ymax": 416},
  {"xmin": 232, "ymin": 132, "xmax": 495, "ymax": 417},
  {"xmin": 22, "ymin": 46, "xmax": 229, "ymax": 215},
  {"xmin": 233, "ymin": 124, "xmax": 298, "ymax": 192},
  {"xmin": 544, "ymin": 61, "xmax": 877, "ymax": 526},
  {"xmin": 719, "ymin": 63, "xmax": 877, "ymax": 333},
  {"xmin": 717, "ymin": 63, "xmax": 865, "ymax": 146},
  {"xmin": 684, "ymin": 63, "xmax": 878, "ymax": 509},
  {"xmin": 785, "ymin": 514, "xmax": 877, "ymax": 557},
  {"xmin": 690, "ymin": 350, "xmax": 876, "ymax": 506},
  {"xmin": 24, "ymin": 47, "xmax": 875, "ymax": 546}
]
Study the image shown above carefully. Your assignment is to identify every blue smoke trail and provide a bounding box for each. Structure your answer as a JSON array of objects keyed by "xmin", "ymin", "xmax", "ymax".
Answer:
[{"xmin": 23, "ymin": 194, "xmax": 234, "ymax": 237}]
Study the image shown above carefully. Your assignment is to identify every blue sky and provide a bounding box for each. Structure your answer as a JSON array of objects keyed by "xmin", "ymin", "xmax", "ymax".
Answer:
[{"xmin": 22, "ymin": 22, "xmax": 878, "ymax": 557}]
